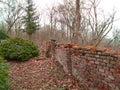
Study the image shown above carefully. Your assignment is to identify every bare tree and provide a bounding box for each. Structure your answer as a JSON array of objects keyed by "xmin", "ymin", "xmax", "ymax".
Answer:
[
  {"xmin": 107, "ymin": 29, "xmax": 120, "ymax": 50},
  {"xmin": 45, "ymin": 0, "xmax": 115, "ymax": 46},
  {"xmin": 0, "ymin": 0, "xmax": 24, "ymax": 36},
  {"xmin": 55, "ymin": 1, "xmax": 76, "ymax": 43},
  {"xmin": 47, "ymin": 7, "xmax": 57, "ymax": 39},
  {"xmin": 0, "ymin": 0, "xmax": 114, "ymax": 46},
  {"xmin": 73, "ymin": 0, "xmax": 81, "ymax": 43},
  {"xmin": 86, "ymin": 0, "xmax": 115, "ymax": 46}
]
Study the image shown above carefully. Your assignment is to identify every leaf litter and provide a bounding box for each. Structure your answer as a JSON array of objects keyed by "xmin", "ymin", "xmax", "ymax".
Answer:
[{"xmin": 8, "ymin": 56, "xmax": 88, "ymax": 90}]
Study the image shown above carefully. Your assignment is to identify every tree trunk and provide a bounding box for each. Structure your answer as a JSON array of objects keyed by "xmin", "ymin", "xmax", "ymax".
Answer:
[
  {"xmin": 28, "ymin": 34, "xmax": 32, "ymax": 40},
  {"xmin": 74, "ymin": 0, "xmax": 81, "ymax": 44}
]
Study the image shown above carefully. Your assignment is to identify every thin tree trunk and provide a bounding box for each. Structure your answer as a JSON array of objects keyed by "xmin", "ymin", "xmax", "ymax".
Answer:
[
  {"xmin": 28, "ymin": 34, "xmax": 32, "ymax": 40},
  {"xmin": 74, "ymin": 0, "xmax": 81, "ymax": 43}
]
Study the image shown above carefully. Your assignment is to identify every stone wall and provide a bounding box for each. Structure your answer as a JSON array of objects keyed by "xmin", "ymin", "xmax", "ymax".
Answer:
[{"xmin": 54, "ymin": 45, "xmax": 120, "ymax": 90}]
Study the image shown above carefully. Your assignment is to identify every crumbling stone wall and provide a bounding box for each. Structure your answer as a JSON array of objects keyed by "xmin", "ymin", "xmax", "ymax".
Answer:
[
  {"xmin": 40, "ymin": 40, "xmax": 57, "ymax": 58},
  {"xmin": 55, "ymin": 47, "xmax": 72, "ymax": 74},
  {"xmin": 40, "ymin": 41, "xmax": 120, "ymax": 89},
  {"xmin": 54, "ymin": 45, "xmax": 120, "ymax": 90}
]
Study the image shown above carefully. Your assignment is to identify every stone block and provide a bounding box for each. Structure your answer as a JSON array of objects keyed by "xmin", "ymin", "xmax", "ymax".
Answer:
[
  {"xmin": 108, "ymin": 75, "xmax": 115, "ymax": 80},
  {"xmin": 99, "ymin": 69, "xmax": 104, "ymax": 73}
]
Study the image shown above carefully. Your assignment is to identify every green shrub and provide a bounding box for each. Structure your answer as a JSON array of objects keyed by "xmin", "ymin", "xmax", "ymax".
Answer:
[
  {"xmin": 0, "ymin": 30, "xmax": 9, "ymax": 40},
  {"xmin": 0, "ymin": 37, "xmax": 39, "ymax": 61},
  {"xmin": 0, "ymin": 57, "xmax": 10, "ymax": 90}
]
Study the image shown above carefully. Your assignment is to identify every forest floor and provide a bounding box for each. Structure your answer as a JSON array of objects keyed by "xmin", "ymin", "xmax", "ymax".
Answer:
[{"xmin": 7, "ymin": 56, "xmax": 88, "ymax": 90}]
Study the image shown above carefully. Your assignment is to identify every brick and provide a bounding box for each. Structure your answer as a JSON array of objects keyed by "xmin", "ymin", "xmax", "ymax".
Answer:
[
  {"xmin": 95, "ymin": 61, "xmax": 99, "ymax": 64},
  {"xmin": 104, "ymin": 67, "xmax": 109, "ymax": 71},
  {"xmin": 105, "ymin": 71, "xmax": 112, "ymax": 76},
  {"xmin": 103, "ymin": 60, "xmax": 109, "ymax": 63},
  {"xmin": 100, "ymin": 62, "xmax": 107, "ymax": 67},
  {"xmin": 106, "ymin": 77, "xmax": 112, "ymax": 83},
  {"xmin": 117, "ymin": 69, "xmax": 120, "ymax": 74},
  {"xmin": 97, "ymin": 51, "xmax": 102, "ymax": 55},
  {"xmin": 110, "ymin": 60, "xmax": 115, "ymax": 65},
  {"xmin": 90, "ymin": 61, "xmax": 95, "ymax": 64},
  {"xmin": 102, "ymin": 80, "xmax": 108, "ymax": 84},
  {"xmin": 98, "ymin": 66, "xmax": 103, "ymax": 69},
  {"xmin": 100, "ymin": 56, "xmax": 107, "ymax": 59},
  {"xmin": 110, "ymin": 68, "xmax": 115, "ymax": 73},
  {"xmin": 99, "ymin": 69, "xmax": 104, "ymax": 73},
  {"xmin": 97, "ymin": 59, "xmax": 103, "ymax": 62},
  {"xmin": 95, "ymin": 55, "xmax": 99, "ymax": 58},
  {"xmin": 107, "ymin": 63, "xmax": 113, "ymax": 68},
  {"xmin": 107, "ymin": 56, "xmax": 114, "ymax": 60},
  {"xmin": 93, "ymin": 64, "xmax": 97, "ymax": 68},
  {"xmin": 101, "ymin": 72, "xmax": 107, "ymax": 77},
  {"xmin": 108, "ymin": 75, "xmax": 115, "ymax": 80}
]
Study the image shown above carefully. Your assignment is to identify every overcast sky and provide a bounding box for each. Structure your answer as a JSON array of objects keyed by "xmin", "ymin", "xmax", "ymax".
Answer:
[
  {"xmin": 34, "ymin": 0, "xmax": 120, "ymax": 28},
  {"xmin": 99, "ymin": 0, "xmax": 120, "ymax": 28},
  {"xmin": 34, "ymin": 0, "xmax": 120, "ymax": 12},
  {"xmin": 34, "ymin": 0, "xmax": 63, "ymax": 9}
]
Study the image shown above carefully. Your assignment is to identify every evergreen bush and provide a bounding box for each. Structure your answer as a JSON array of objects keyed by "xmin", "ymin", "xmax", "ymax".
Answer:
[
  {"xmin": 0, "ymin": 37, "xmax": 39, "ymax": 61},
  {"xmin": 0, "ymin": 57, "xmax": 10, "ymax": 90}
]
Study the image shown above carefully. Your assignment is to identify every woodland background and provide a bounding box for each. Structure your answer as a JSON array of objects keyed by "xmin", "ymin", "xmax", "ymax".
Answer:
[{"xmin": 0, "ymin": 0, "xmax": 120, "ymax": 49}]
